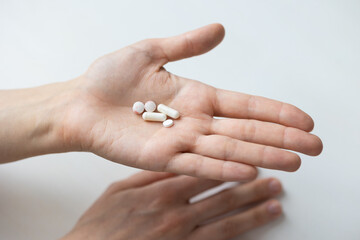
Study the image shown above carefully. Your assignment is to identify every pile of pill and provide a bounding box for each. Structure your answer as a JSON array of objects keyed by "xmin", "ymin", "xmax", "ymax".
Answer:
[{"xmin": 132, "ymin": 101, "xmax": 180, "ymax": 128}]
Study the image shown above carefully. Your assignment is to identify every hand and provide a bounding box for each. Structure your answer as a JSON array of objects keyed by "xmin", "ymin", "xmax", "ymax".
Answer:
[
  {"xmin": 61, "ymin": 23, "xmax": 322, "ymax": 181},
  {"xmin": 62, "ymin": 171, "xmax": 283, "ymax": 240}
]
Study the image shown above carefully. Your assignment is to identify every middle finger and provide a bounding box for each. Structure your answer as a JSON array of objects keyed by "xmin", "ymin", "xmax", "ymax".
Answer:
[{"xmin": 193, "ymin": 134, "xmax": 301, "ymax": 171}]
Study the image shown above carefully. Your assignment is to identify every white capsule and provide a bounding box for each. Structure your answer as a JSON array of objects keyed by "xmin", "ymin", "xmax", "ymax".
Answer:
[
  {"xmin": 163, "ymin": 119, "xmax": 174, "ymax": 128},
  {"xmin": 157, "ymin": 104, "xmax": 180, "ymax": 119},
  {"xmin": 132, "ymin": 101, "xmax": 145, "ymax": 114},
  {"xmin": 145, "ymin": 101, "xmax": 156, "ymax": 112},
  {"xmin": 142, "ymin": 112, "xmax": 167, "ymax": 122}
]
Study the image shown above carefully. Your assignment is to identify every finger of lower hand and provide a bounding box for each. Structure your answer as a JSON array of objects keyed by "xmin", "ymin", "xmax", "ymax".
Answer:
[
  {"xmin": 105, "ymin": 171, "xmax": 176, "ymax": 194},
  {"xmin": 191, "ymin": 178, "xmax": 282, "ymax": 222},
  {"xmin": 150, "ymin": 175, "xmax": 223, "ymax": 202},
  {"xmin": 189, "ymin": 199, "xmax": 282, "ymax": 240}
]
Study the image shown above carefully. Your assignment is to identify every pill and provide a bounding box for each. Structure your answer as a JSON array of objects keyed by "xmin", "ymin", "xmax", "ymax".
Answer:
[
  {"xmin": 157, "ymin": 104, "xmax": 180, "ymax": 119},
  {"xmin": 132, "ymin": 101, "xmax": 145, "ymax": 114},
  {"xmin": 142, "ymin": 112, "xmax": 167, "ymax": 122},
  {"xmin": 163, "ymin": 119, "xmax": 174, "ymax": 128},
  {"xmin": 145, "ymin": 101, "xmax": 156, "ymax": 112}
]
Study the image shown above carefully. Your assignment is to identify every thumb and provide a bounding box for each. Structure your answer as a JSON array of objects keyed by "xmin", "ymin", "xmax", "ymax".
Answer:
[
  {"xmin": 160, "ymin": 23, "xmax": 225, "ymax": 62},
  {"xmin": 134, "ymin": 23, "xmax": 225, "ymax": 63}
]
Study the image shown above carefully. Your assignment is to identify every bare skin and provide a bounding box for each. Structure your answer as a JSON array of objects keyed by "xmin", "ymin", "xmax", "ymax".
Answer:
[
  {"xmin": 0, "ymin": 24, "xmax": 322, "ymax": 181},
  {"xmin": 62, "ymin": 171, "xmax": 283, "ymax": 240}
]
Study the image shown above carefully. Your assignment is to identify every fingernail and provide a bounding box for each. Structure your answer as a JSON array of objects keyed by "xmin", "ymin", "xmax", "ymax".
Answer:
[
  {"xmin": 268, "ymin": 179, "xmax": 281, "ymax": 195},
  {"xmin": 267, "ymin": 201, "xmax": 282, "ymax": 215}
]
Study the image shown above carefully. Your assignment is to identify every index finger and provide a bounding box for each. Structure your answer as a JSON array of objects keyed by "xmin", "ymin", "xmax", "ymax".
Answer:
[{"xmin": 213, "ymin": 89, "xmax": 315, "ymax": 132}]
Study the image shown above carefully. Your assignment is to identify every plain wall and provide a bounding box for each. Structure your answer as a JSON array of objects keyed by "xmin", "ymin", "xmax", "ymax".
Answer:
[{"xmin": 1, "ymin": 1, "xmax": 359, "ymax": 239}]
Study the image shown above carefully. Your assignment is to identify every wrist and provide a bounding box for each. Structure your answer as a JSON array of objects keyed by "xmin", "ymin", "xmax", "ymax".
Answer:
[
  {"xmin": 45, "ymin": 78, "xmax": 85, "ymax": 153},
  {"xmin": 0, "ymin": 78, "xmax": 82, "ymax": 162}
]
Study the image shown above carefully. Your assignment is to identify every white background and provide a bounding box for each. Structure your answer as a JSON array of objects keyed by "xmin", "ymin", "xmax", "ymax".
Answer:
[{"xmin": 1, "ymin": 0, "xmax": 360, "ymax": 239}]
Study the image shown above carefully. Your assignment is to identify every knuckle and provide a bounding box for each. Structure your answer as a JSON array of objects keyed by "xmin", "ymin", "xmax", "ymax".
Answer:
[
  {"xmin": 132, "ymin": 38, "xmax": 162, "ymax": 59},
  {"xmin": 168, "ymin": 211, "xmax": 188, "ymax": 226},
  {"xmin": 155, "ymin": 210, "xmax": 191, "ymax": 235},
  {"xmin": 223, "ymin": 138, "xmax": 237, "ymax": 160},
  {"xmin": 243, "ymin": 120, "xmax": 257, "ymax": 141},
  {"xmin": 151, "ymin": 189, "xmax": 177, "ymax": 207},
  {"xmin": 246, "ymin": 95, "xmax": 258, "ymax": 118},
  {"xmin": 259, "ymin": 145, "xmax": 269, "ymax": 167},
  {"xmin": 282, "ymin": 127, "xmax": 288, "ymax": 148}
]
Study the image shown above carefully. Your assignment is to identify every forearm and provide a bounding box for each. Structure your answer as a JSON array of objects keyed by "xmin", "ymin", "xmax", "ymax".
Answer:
[{"xmin": 0, "ymin": 80, "xmax": 79, "ymax": 163}]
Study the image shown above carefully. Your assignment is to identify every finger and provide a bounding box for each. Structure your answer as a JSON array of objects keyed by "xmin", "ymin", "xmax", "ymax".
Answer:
[
  {"xmin": 134, "ymin": 23, "xmax": 225, "ymax": 64},
  {"xmin": 191, "ymin": 178, "xmax": 282, "ymax": 221},
  {"xmin": 164, "ymin": 153, "xmax": 258, "ymax": 182},
  {"xmin": 193, "ymin": 135, "xmax": 301, "ymax": 172},
  {"xmin": 189, "ymin": 199, "xmax": 282, "ymax": 240},
  {"xmin": 153, "ymin": 175, "xmax": 223, "ymax": 202},
  {"xmin": 106, "ymin": 171, "xmax": 176, "ymax": 194},
  {"xmin": 213, "ymin": 89, "xmax": 315, "ymax": 132},
  {"xmin": 211, "ymin": 118, "xmax": 323, "ymax": 156}
]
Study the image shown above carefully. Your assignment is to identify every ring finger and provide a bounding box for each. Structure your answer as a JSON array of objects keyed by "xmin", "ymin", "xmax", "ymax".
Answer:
[
  {"xmin": 188, "ymin": 199, "xmax": 282, "ymax": 240},
  {"xmin": 193, "ymin": 134, "xmax": 301, "ymax": 171}
]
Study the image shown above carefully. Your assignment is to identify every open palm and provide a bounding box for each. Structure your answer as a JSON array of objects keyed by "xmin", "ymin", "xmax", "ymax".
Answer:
[{"xmin": 65, "ymin": 24, "xmax": 322, "ymax": 181}]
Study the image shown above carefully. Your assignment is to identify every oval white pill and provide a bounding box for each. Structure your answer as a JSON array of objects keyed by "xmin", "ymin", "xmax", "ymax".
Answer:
[
  {"xmin": 157, "ymin": 104, "xmax": 180, "ymax": 119},
  {"xmin": 132, "ymin": 101, "xmax": 145, "ymax": 114},
  {"xmin": 145, "ymin": 101, "xmax": 156, "ymax": 112},
  {"xmin": 142, "ymin": 112, "xmax": 167, "ymax": 122},
  {"xmin": 163, "ymin": 119, "xmax": 174, "ymax": 128}
]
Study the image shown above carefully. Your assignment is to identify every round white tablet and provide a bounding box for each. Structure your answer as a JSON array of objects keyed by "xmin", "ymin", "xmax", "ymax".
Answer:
[
  {"xmin": 145, "ymin": 101, "xmax": 156, "ymax": 112},
  {"xmin": 163, "ymin": 119, "xmax": 174, "ymax": 128},
  {"xmin": 132, "ymin": 101, "xmax": 145, "ymax": 114}
]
